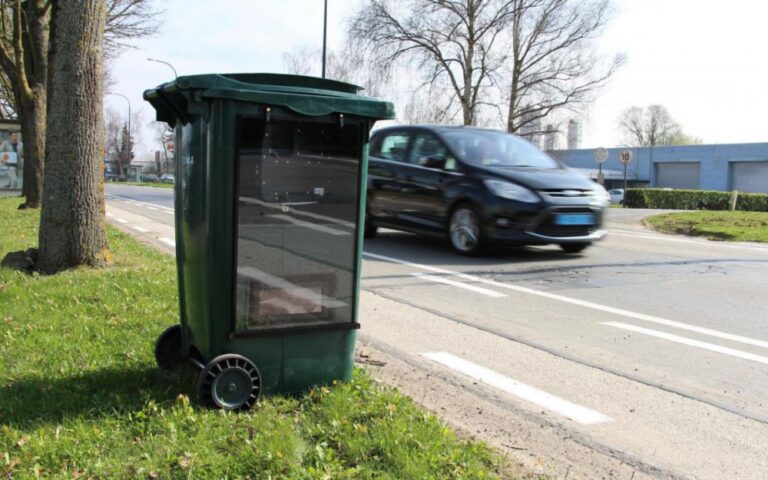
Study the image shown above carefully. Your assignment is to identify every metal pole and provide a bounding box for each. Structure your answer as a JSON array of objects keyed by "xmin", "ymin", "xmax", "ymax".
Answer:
[
  {"xmin": 147, "ymin": 58, "xmax": 178, "ymax": 79},
  {"xmin": 322, "ymin": 0, "xmax": 328, "ymax": 78}
]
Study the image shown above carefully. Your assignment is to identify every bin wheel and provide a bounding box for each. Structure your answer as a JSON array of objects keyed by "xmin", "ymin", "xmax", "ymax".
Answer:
[
  {"xmin": 196, "ymin": 354, "xmax": 261, "ymax": 411},
  {"xmin": 154, "ymin": 325, "xmax": 186, "ymax": 371}
]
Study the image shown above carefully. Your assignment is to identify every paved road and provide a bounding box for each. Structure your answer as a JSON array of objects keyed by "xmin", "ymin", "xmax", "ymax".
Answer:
[{"xmin": 106, "ymin": 184, "xmax": 768, "ymax": 479}]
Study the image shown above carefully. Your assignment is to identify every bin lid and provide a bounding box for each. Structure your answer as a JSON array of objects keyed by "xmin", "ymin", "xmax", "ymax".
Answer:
[{"xmin": 144, "ymin": 73, "xmax": 395, "ymax": 126}]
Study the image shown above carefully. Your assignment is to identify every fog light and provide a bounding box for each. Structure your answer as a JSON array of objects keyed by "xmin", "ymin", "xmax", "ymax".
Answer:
[{"xmin": 496, "ymin": 217, "xmax": 511, "ymax": 227}]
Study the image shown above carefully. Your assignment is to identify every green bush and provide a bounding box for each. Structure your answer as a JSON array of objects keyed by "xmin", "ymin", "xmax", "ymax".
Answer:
[{"xmin": 624, "ymin": 189, "xmax": 768, "ymax": 212}]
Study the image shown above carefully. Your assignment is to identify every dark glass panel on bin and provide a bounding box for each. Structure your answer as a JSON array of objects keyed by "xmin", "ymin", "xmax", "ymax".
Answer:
[{"xmin": 235, "ymin": 114, "xmax": 361, "ymax": 331}]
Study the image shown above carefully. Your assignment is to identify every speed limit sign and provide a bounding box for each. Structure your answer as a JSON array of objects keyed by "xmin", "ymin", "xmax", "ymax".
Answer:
[{"xmin": 619, "ymin": 149, "xmax": 633, "ymax": 165}]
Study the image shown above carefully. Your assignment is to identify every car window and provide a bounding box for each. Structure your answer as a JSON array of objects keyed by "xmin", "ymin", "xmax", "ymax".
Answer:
[
  {"xmin": 443, "ymin": 129, "xmax": 559, "ymax": 169},
  {"xmin": 375, "ymin": 132, "xmax": 410, "ymax": 162},
  {"xmin": 408, "ymin": 133, "xmax": 458, "ymax": 171}
]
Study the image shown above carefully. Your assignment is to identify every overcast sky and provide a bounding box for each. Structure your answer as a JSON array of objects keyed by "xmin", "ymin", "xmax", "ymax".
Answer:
[{"xmin": 109, "ymin": 0, "xmax": 768, "ymax": 157}]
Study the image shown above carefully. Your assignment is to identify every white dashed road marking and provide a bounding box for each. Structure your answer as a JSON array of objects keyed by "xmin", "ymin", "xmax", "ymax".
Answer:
[
  {"xmin": 422, "ymin": 352, "xmax": 612, "ymax": 425},
  {"xmin": 412, "ymin": 272, "xmax": 507, "ymax": 298},
  {"xmin": 131, "ymin": 226, "xmax": 149, "ymax": 233},
  {"xmin": 159, "ymin": 237, "xmax": 176, "ymax": 248}
]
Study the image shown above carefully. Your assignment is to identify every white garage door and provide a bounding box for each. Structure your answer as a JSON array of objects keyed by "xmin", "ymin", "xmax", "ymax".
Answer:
[
  {"xmin": 731, "ymin": 161, "xmax": 768, "ymax": 194},
  {"xmin": 655, "ymin": 163, "xmax": 700, "ymax": 189}
]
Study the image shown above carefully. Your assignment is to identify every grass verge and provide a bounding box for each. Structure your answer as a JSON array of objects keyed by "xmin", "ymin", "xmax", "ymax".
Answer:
[
  {"xmin": 646, "ymin": 210, "xmax": 768, "ymax": 243},
  {"xmin": 113, "ymin": 181, "xmax": 174, "ymax": 189},
  {"xmin": 0, "ymin": 198, "xmax": 509, "ymax": 479}
]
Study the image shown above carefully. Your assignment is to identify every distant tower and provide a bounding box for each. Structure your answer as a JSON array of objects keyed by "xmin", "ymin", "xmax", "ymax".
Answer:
[
  {"xmin": 543, "ymin": 124, "xmax": 557, "ymax": 151},
  {"xmin": 567, "ymin": 119, "xmax": 581, "ymax": 150}
]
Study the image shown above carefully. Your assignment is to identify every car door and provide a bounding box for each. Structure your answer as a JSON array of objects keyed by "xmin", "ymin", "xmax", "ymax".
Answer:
[
  {"xmin": 367, "ymin": 130, "xmax": 411, "ymax": 224},
  {"xmin": 393, "ymin": 131, "xmax": 459, "ymax": 232}
]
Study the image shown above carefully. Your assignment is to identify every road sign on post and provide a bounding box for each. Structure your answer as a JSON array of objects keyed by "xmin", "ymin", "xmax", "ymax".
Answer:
[
  {"xmin": 593, "ymin": 148, "xmax": 608, "ymax": 185},
  {"xmin": 619, "ymin": 149, "xmax": 633, "ymax": 191}
]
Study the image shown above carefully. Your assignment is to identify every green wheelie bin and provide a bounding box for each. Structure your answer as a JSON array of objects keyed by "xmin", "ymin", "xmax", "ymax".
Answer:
[{"xmin": 143, "ymin": 73, "xmax": 394, "ymax": 410}]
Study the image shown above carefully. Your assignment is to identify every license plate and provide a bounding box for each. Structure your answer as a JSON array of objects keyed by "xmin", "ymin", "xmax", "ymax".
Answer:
[{"xmin": 554, "ymin": 214, "xmax": 594, "ymax": 226}]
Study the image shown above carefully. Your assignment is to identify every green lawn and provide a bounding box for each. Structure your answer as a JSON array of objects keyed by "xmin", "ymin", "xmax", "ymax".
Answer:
[
  {"xmin": 0, "ymin": 198, "xmax": 509, "ymax": 479},
  {"xmin": 646, "ymin": 210, "xmax": 768, "ymax": 243}
]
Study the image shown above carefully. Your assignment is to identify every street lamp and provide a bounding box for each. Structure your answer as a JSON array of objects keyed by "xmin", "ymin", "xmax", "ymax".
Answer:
[{"xmin": 147, "ymin": 57, "xmax": 178, "ymax": 79}]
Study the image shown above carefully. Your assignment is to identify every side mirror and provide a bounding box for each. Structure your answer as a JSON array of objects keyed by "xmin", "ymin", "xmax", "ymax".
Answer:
[{"xmin": 420, "ymin": 156, "xmax": 446, "ymax": 169}]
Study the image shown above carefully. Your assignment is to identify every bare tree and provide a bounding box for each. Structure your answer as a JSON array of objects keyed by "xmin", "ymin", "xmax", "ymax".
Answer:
[
  {"xmin": 618, "ymin": 104, "xmax": 701, "ymax": 147},
  {"xmin": 105, "ymin": 108, "xmax": 136, "ymax": 177},
  {"xmin": 0, "ymin": 0, "xmax": 160, "ymax": 209},
  {"xmin": 37, "ymin": 0, "xmax": 109, "ymax": 273},
  {"xmin": 0, "ymin": 69, "xmax": 16, "ymax": 118},
  {"xmin": 505, "ymin": 0, "xmax": 623, "ymax": 135},
  {"xmin": 350, "ymin": 0, "xmax": 517, "ymax": 126},
  {"xmin": 150, "ymin": 120, "xmax": 173, "ymax": 175}
]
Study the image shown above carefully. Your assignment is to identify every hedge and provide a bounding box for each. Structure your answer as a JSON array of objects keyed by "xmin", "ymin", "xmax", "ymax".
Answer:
[{"xmin": 624, "ymin": 188, "xmax": 768, "ymax": 212}]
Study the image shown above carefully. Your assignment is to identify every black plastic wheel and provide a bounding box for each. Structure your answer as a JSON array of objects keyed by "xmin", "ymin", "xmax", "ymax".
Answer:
[
  {"xmin": 449, "ymin": 203, "xmax": 484, "ymax": 256},
  {"xmin": 154, "ymin": 324, "xmax": 186, "ymax": 371},
  {"xmin": 559, "ymin": 242, "xmax": 590, "ymax": 254},
  {"xmin": 196, "ymin": 354, "xmax": 261, "ymax": 411}
]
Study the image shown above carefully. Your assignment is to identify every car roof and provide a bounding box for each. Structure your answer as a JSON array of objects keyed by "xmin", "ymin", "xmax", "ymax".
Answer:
[{"xmin": 372, "ymin": 124, "xmax": 511, "ymax": 137}]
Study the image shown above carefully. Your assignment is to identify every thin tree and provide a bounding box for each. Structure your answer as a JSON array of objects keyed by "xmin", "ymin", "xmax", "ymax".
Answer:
[
  {"xmin": 37, "ymin": 0, "xmax": 109, "ymax": 273},
  {"xmin": 0, "ymin": 0, "xmax": 51, "ymax": 208},
  {"xmin": 0, "ymin": 0, "xmax": 159, "ymax": 209},
  {"xmin": 350, "ymin": 0, "xmax": 517, "ymax": 126},
  {"xmin": 618, "ymin": 104, "xmax": 701, "ymax": 147},
  {"xmin": 505, "ymin": 0, "xmax": 622, "ymax": 135}
]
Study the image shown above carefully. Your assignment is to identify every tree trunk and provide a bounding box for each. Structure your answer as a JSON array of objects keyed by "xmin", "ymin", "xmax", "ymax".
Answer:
[
  {"xmin": 37, "ymin": 1, "xmax": 109, "ymax": 274},
  {"xmin": 18, "ymin": 90, "xmax": 46, "ymax": 208}
]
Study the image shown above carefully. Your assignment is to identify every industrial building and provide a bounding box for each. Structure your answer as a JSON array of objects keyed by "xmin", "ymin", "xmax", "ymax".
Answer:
[{"xmin": 552, "ymin": 143, "xmax": 768, "ymax": 194}]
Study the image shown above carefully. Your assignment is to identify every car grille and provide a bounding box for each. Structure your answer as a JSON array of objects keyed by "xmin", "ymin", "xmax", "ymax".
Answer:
[{"xmin": 539, "ymin": 189, "xmax": 592, "ymax": 200}]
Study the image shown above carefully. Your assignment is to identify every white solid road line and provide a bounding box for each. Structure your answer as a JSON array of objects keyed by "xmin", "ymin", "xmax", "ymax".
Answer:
[
  {"xmin": 363, "ymin": 251, "xmax": 768, "ymax": 350},
  {"xmin": 608, "ymin": 230, "xmax": 768, "ymax": 254},
  {"xmin": 603, "ymin": 322, "xmax": 768, "ymax": 366},
  {"xmin": 268, "ymin": 214, "xmax": 350, "ymax": 236},
  {"xmin": 116, "ymin": 218, "xmax": 128, "ymax": 224},
  {"xmin": 159, "ymin": 237, "xmax": 176, "ymax": 247},
  {"xmin": 412, "ymin": 273, "xmax": 507, "ymax": 298},
  {"xmin": 131, "ymin": 226, "xmax": 149, "ymax": 233},
  {"xmin": 146, "ymin": 206, "xmax": 158, "ymax": 211},
  {"xmin": 422, "ymin": 352, "xmax": 612, "ymax": 425}
]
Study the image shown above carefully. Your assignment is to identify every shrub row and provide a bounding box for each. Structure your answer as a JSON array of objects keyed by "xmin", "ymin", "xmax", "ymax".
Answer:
[{"xmin": 624, "ymin": 188, "xmax": 768, "ymax": 212}]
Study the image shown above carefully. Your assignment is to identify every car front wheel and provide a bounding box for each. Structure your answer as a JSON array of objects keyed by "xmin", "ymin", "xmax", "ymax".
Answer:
[{"xmin": 449, "ymin": 204, "xmax": 483, "ymax": 255}]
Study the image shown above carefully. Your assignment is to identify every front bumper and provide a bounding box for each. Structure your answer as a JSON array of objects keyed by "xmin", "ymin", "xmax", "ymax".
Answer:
[{"xmin": 479, "ymin": 198, "xmax": 606, "ymax": 244}]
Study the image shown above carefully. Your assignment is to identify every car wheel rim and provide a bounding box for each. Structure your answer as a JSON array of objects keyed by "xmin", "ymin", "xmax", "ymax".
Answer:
[{"xmin": 450, "ymin": 209, "xmax": 479, "ymax": 251}]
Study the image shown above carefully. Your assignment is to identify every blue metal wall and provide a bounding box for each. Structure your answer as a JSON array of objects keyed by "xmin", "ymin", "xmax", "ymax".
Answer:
[{"xmin": 552, "ymin": 143, "xmax": 768, "ymax": 191}]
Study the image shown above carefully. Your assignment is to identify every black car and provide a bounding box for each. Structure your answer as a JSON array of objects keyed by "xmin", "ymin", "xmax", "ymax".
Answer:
[{"xmin": 365, "ymin": 125, "xmax": 609, "ymax": 255}]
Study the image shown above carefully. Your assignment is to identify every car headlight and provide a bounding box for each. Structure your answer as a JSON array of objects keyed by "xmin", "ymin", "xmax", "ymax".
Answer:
[
  {"xmin": 590, "ymin": 186, "xmax": 611, "ymax": 206},
  {"xmin": 484, "ymin": 179, "xmax": 539, "ymax": 203}
]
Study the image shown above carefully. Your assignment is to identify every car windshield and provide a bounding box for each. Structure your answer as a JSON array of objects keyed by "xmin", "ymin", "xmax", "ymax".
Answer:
[{"xmin": 442, "ymin": 129, "xmax": 559, "ymax": 169}]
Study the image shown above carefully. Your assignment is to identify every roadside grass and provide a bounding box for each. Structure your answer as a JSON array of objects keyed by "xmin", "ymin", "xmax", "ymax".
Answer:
[
  {"xmin": 113, "ymin": 181, "xmax": 174, "ymax": 189},
  {"xmin": 646, "ymin": 210, "xmax": 768, "ymax": 243},
  {"xmin": 0, "ymin": 198, "xmax": 509, "ymax": 479}
]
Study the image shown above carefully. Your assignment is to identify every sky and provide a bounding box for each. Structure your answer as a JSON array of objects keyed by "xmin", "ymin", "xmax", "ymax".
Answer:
[{"xmin": 108, "ymin": 0, "xmax": 768, "ymax": 158}]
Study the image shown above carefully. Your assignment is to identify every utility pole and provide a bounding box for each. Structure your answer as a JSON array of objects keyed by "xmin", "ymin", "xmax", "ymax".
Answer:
[{"xmin": 322, "ymin": 0, "xmax": 328, "ymax": 78}]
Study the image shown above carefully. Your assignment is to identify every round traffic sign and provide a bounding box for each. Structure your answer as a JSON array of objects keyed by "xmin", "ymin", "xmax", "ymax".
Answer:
[
  {"xmin": 619, "ymin": 149, "xmax": 633, "ymax": 165},
  {"xmin": 593, "ymin": 147, "xmax": 609, "ymax": 164}
]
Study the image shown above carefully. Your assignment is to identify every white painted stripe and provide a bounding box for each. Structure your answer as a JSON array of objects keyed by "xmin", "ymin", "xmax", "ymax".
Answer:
[
  {"xmin": 422, "ymin": 352, "xmax": 612, "ymax": 425},
  {"xmin": 239, "ymin": 196, "xmax": 355, "ymax": 228},
  {"xmin": 604, "ymin": 322, "xmax": 768, "ymax": 366},
  {"xmin": 146, "ymin": 206, "xmax": 158, "ymax": 211},
  {"xmin": 159, "ymin": 237, "xmax": 176, "ymax": 247},
  {"xmin": 106, "ymin": 212, "xmax": 113, "ymax": 217},
  {"xmin": 116, "ymin": 218, "xmax": 128, "ymax": 224},
  {"xmin": 131, "ymin": 226, "xmax": 149, "ymax": 233},
  {"xmin": 609, "ymin": 230, "xmax": 768, "ymax": 254},
  {"xmin": 162, "ymin": 210, "xmax": 174, "ymax": 215},
  {"xmin": 412, "ymin": 273, "xmax": 506, "ymax": 298},
  {"xmin": 106, "ymin": 194, "xmax": 174, "ymax": 213},
  {"xmin": 268, "ymin": 214, "xmax": 350, "ymax": 236},
  {"xmin": 363, "ymin": 251, "xmax": 768, "ymax": 350}
]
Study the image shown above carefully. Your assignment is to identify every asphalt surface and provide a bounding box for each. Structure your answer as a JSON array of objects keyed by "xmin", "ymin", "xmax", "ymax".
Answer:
[{"xmin": 106, "ymin": 184, "xmax": 768, "ymax": 479}]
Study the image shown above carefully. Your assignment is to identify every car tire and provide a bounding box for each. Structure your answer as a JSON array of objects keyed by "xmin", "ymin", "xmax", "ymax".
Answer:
[
  {"xmin": 559, "ymin": 242, "xmax": 590, "ymax": 254},
  {"xmin": 449, "ymin": 203, "xmax": 484, "ymax": 255},
  {"xmin": 364, "ymin": 209, "xmax": 377, "ymax": 239}
]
